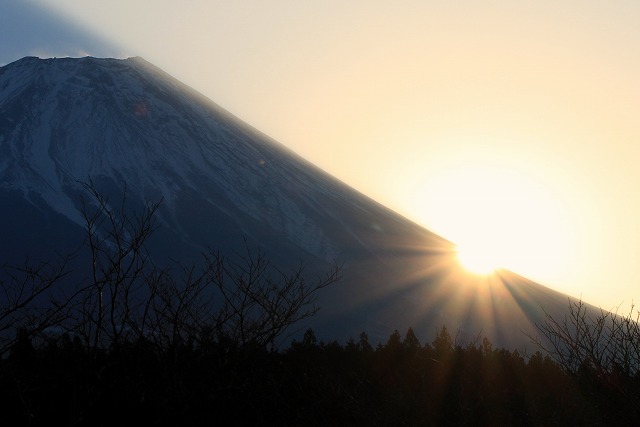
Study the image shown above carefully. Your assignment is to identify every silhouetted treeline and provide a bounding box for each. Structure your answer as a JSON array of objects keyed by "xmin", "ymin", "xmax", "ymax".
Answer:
[{"xmin": 1, "ymin": 324, "xmax": 639, "ymax": 426}]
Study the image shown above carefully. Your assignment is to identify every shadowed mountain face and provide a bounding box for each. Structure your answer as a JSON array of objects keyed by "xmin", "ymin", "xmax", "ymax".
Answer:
[{"xmin": 0, "ymin": 56, "xmax": 584, "ymax": 348}]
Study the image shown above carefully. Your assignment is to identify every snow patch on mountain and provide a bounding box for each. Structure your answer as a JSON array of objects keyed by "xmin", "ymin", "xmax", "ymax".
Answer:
[{"xmin": 0, "ymin": 56, "xmax": 386, "ymax": 260}]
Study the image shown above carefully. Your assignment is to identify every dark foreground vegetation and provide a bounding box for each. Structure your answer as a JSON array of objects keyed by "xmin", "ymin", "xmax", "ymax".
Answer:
[
  {"xmin": 2, "ymin": 183, "xmax": 640, "ymax": 425},
  {"xmin": 1, "ymin": 322, "xmax": 640, "ymax": 426}
]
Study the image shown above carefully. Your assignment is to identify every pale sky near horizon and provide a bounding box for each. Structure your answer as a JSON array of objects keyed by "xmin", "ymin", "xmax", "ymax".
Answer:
[{"xmin": 3, "ymin": 0, "xmax": 640, "ymax": 312}]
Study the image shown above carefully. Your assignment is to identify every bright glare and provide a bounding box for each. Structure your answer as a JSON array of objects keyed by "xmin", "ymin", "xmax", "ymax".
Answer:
[
  {"xmin": 417, "ymin": 160, "xmax": 573, "ymax": 284},
  {"xmin": 456, "ymin": 244, "xmax": 500, "ymax": 275}
]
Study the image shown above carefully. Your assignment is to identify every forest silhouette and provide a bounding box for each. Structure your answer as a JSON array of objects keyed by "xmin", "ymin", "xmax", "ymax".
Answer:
[{"xmin": 2, "ymin": 322, "xmax": 639, "ymax": 425}]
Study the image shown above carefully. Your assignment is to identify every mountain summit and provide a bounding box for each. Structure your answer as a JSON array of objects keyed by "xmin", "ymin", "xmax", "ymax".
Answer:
[{"xmin": 0, "ymin": 56, "xmax": 580, "ymax": 347}]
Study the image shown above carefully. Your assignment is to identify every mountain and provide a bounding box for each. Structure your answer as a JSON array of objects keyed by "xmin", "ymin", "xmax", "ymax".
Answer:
[{"xmin": 0, "ymin": 56, "xmax": 585, "ymax": 348}]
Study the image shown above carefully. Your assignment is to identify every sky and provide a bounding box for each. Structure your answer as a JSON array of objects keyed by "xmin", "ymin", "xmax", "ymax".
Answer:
[{"xmin": 2, "ymin": 0, "xmax": 640, "ymax": 312}]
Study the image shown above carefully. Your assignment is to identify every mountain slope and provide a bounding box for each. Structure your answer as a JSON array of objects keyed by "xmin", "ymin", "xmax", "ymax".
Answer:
[{"xmin": 0, "ymin": 56, "xmax": 587, "ymax": 347}]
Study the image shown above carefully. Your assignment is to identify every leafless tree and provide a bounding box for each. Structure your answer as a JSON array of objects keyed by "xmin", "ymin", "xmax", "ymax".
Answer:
[
  {"xmin": 528, "ymin": 298, "xmax": 640, "ymax": 419},
  {"xmin": 1, "ymin": 180, "xmax": 341, "ymax": 357},
  {"xmin": 0, "ymin": 257, "xmax": 73, "ymax": 356},
  {"xmin": 529, "ymin": 299, "xmax": 640, "ymax": 377},
  {"xmin": 136, "ymin": 246, "xmax": 341, "ymax": 353},
  {"xmin": 205, "ymin": 243, "xmax": 341, "ymax": 350},
  {"xmin": 70, "ymin": 180, "xmax": 161, "ymax": 352}
]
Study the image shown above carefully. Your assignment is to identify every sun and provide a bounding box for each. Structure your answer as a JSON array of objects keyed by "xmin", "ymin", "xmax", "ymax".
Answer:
[
  {"xmin": 456, "ymin": 244, "xmax": 501, "ymax": 275},
  {"xmin": 414, "ymin": 160, "xmax": 574, "ymax": 284}
]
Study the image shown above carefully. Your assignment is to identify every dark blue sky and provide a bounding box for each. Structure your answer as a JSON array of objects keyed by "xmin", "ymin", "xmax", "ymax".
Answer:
[{"xmin": 0, "ymin": 0, "xmax": 120, "ymax": 66}]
